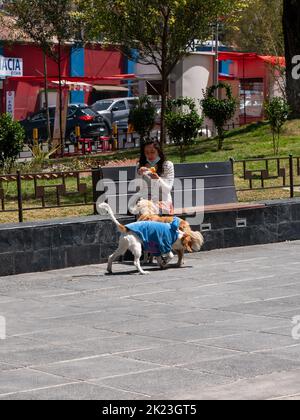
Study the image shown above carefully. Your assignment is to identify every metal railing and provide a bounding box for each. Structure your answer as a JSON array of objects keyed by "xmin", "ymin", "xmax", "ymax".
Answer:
[
  {"xmin": 231, "ymin": 155, "xmax": 300, "ymax": 199},
  {"xmin": 2, "ymin": 155, "xmax": 300, "ymax": 224},
  {"xmin": 0, "ymin": 168, "xmax": 103, "ymax": 223}
]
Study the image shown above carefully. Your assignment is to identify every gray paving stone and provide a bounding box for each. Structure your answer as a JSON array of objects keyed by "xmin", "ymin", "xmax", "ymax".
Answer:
[
  {"xmin": 196, "ymin": 331, "xmax": 296, "ymax": 352},
  {"xmin": 0, "ymin": 343, "xmax": 111, "ymax": 367},
  {"xmin": 142, "ymin": 324, "xmax": 244, "ymax": 342},
  {"xmin": 33, "ymin": 355, "xmax": 162, "ymax": 381},
  {"xmin": 212, "ymin": 314, "xmax": 290, "ymax": 333},
  {"xmin": 0, "ymin": 368, "xmax": 71, "ymax": 395},
  {"xmin": 118, "ymin": 343, "xmax": 242, "ymax": 366},
  {"xmin": 0, "ymin": 383, "xmax": 150, "ymax": 400},
  {"xmin": 0, "ymin": 240, "xmax": 300, "ymax": 399},
  {"xmin": 95, "ymin": 367, "xmax": 232, "ymax": 398},
  {"xmin": 180, "ymin": 370, "xmax": 300, "ymax": 400},
  {"xmin": 0, "ymin": 363, "xmax": 19, "ymax": 372},
  {"xmin": 99, "ymin": 318, "xmax": 191, "ymax": 335},
  {"xmin": 259, "ymin": 344, "xmax": 300, "ymax": 362},
  {"xmin": 163, "ymin": 309, "xmax": 247, "ymax": 325},
  {"xmin": 219, "ymin": 301, "xmax": 300, "ymax": 316},
  {"xmin": 15, "ymin": 325, "xmax": 121, "ymax": 346},
  {"xmin": 68, "ymin": 334, "xmax": 172, "ymax": 356},
  {"xmin": 183, "ymin": 353, "xmax": 300, "ymax": 379}
]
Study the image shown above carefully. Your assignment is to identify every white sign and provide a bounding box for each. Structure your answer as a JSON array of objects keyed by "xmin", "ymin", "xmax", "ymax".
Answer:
[
  {"xmin": 0, "ymin": 56, "xmax": 23, "ymax": 77},
  {"xmin": 6, "ymin": 91, "xmax": 15, "ymax": 119}
]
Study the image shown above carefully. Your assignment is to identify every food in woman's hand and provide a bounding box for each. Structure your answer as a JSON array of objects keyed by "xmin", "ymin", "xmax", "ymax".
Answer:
[{"xmin": 150, "ymin": 167, "xmax": 157, "ymax": 174}]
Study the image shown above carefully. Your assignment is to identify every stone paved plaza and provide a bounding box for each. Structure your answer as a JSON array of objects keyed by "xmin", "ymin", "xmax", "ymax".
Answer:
[{"xmin": 1, "ymin": 241, "xmax": 300, "ymax": 400}]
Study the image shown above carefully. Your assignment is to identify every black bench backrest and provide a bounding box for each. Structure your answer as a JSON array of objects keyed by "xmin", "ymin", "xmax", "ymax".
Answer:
[
  {"xmin": 97, "ymin": 161, "xmax": 237, "ymax": 213},
  {"xmin": 173, "ymin": 162, "xmax": 237, "ymax": 207}
]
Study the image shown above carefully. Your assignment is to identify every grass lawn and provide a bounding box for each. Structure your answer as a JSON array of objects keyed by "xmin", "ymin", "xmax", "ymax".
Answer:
[
  {"xmin": 1, "ymin": 120, "xmax": 300, "ymax": 224},
  {"xmin": 52, "ymin": 120, "xmax": 300, "ymax": 165}
]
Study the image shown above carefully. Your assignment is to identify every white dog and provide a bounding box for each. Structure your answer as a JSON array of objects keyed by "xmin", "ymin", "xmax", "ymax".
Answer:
[{"xmin": 98, "ymin": 203, "xmax": 203, "ymax": 275}]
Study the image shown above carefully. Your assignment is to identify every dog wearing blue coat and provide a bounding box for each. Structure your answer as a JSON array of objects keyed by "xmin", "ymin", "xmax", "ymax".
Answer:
[{"xmin": 98, "ymin": 203, "xmax": 204, "ymax": 275}]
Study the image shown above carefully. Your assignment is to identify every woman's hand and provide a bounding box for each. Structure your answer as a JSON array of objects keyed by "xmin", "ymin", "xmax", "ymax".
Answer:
[
  {"xmin": 149, "ymin": 172, "xmax": 160, "ymax": 180},
  {"xmin": 138, "ymin": 167, "xmax": 149, "ymax": 176}
]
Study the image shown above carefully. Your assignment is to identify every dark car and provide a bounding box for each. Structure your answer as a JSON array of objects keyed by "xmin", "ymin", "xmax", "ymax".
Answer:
[{"xmin": 20, "ymin": 105, "xmax": 108, "ymax": 143}]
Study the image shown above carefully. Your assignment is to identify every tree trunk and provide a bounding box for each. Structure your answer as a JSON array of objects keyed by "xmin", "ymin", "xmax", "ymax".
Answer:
[
  {"xmin": 43, "ymin": 52, "xmax": 52, "ymax": 146},
  {"xmin": 217, "ymin": 127, "xmax": 225, "ymax": 150},
  {"xmin": 160, "ymin": 71, "xmax": 168, "ymax": 147},
  {"xmin": 58, "ymin": 41, "xmax": 64, "ymax": 156},
  {"xmin": 283, "ymin": 0, "xmax": 300, "ymax": 117}
]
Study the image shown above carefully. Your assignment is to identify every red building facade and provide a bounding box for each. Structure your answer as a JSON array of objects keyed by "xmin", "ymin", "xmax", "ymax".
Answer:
[{"xmin": 0, "ymin": 42, "xmax": 125, "ymax": 121}]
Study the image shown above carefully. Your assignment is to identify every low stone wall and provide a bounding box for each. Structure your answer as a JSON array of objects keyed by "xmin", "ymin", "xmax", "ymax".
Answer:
[
  {"xmin": 0, "ymin": 199, "xmax": 300, "ymax": 277},
  {"xmin": 201, "ymin": 199, "xmax": 300, "ymax": 251}
]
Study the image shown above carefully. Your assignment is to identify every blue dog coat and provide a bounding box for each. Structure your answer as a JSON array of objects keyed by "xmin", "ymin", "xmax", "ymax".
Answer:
[{"xmin": 126, "ymin": 218, "xmax": 180, "ymax": 256}]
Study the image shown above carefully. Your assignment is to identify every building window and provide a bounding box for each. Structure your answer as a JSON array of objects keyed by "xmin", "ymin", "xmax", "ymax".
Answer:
[{"xmin": 240, "ymin": 78, "xmax": 264, "ymax": 123}]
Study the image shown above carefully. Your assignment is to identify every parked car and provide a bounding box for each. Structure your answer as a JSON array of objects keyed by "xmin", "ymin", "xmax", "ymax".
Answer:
[
  {"xmin": 20, "ymin": 105, "xmax": 108, "ymax": 143},
  {"xmin": 91, "ymin": 97, "xmax": 138, "ymax": 133}
]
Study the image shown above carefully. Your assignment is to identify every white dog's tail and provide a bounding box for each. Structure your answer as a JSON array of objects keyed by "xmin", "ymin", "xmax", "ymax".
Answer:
[{"xmin": 97, "ymin": 203, "xmax": 127, "ymax": 233}]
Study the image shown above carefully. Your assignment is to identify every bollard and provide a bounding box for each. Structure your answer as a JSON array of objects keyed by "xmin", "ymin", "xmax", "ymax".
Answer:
[
  {"xmin": 75, "ymin": 126, "xmax": 81, "ymax": 153},
  {"xmin": 17, "ymin": 170, "xmax": 23, "ymax": 223}
]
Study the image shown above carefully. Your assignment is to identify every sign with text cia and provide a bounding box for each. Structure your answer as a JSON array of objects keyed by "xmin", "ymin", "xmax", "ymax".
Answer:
[{"xmin": 0, "ymin": 56, "xmax": 23, "ymax": 77}]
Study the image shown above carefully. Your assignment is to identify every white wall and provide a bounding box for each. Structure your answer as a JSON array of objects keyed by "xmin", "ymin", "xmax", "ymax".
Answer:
[
  {"xmin": 172, "ymin": 52, "xmax": 215, "ymax": 113},
  {"xmin": 136, "ymin": 62, "xmax": 161, "ymax": 96}
]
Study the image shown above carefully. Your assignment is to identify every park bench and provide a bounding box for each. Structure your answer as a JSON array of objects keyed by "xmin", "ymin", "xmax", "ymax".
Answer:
[{"xmin": 96, "ymin": 161, "xmax": 265, "ymax": 217}]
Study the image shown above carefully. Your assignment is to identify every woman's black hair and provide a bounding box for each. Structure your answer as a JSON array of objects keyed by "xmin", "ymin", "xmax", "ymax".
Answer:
[{"xmin": 139, "ymin": 139, "xmax": 166, "ymax": 176}]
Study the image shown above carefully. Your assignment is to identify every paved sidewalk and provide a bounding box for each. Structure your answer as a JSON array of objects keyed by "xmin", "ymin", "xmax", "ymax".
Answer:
[{"xmin": 1, "ymin": 241, "xmax": 300, "ymax": 400}]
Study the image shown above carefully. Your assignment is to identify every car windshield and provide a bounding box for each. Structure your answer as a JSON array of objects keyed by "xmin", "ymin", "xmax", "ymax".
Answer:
[
  {"xmin": 92, "ymin": 101, "xmax": 114, "ymax": 111},
  {"xmin": 80, "ymin": 107, "xmax": 98, "ymax": 116}
]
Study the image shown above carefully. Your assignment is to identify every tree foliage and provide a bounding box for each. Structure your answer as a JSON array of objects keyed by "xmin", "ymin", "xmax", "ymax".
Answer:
[
  {"xmin": 4, "ymin": 0, "xmax": 81, "ymax": 57},
  {"xmin": 166, "ymin": 97, "xmax": 203, "ymax": 162},
  {"xmin": 4, "ymin": 0, "xmax": 86, "ymax": 149},
  {"xmin": 0, "ymin": 114, "xmax": 25, "ymax": 171},
  {"xmin": 84, "ymin": 0, "xmax": 250, "ymax": 145},
  {"xmin": 201, "ymin": 83, "xmax": 237, "ymax": 151},
  {"xmin": 264, "ymin": 97, "xmax": 290, "ymax": 155},
  {"xmin": 128, "ymin": 96, "xmax": 157, "ymax": 143},
  {"xmin": 223, "ymin": 0, "xmax": 284, "ymax": 56}
]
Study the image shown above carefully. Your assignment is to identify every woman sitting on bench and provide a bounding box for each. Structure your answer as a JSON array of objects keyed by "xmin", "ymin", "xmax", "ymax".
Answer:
[{"xmin": 136, "ymin": 139, "xmax": 175, "ymax": 216}]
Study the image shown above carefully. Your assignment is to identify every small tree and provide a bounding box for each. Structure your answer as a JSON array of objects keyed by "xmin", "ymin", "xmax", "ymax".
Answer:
[
  {"xmin": 128, "ymin": 96, "xmax": 157, "ymax": 144},
  {"xmin": 0, "ymin": 114, "xmax": 25, "ymax": 172},
  {"xmin": 201, "ymin": 83, "xmax": 237, "ymax": 151},
  {"xmin": 264, "ymin": 97, "xmax": 290, "ymax": 155},
  {"xmin": 166, "ymin": 97, "xmax": 203, "ymax": 162}
]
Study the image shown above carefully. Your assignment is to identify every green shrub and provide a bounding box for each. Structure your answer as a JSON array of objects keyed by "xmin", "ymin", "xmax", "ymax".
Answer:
[
  {"xmin": 264, "ymin": 97, "xmax": 291, "ymax": 155},
  {"xmin": 201, "ymin": 83, "xmax": 237, "ymax": 150},
  {"xmin": 128, "ymin": 95, "xmax": 156, "ymax": 144},
  {"xmin": 166, "ymin": 97, "xmax": 203, "ymax": 163},
  {"xmin": 0, "ymin": 113, "xmax": 25, "ymax": 172}
]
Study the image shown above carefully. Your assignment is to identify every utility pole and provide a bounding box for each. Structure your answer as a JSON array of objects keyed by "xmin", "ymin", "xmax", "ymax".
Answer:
[
  {"xmin": 213, "ymin": 22, "xmax": 219, "ymax": 98},
  {"xmin": 212, "ymin": 22, "xmax": 219, "ymax": 137}
]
